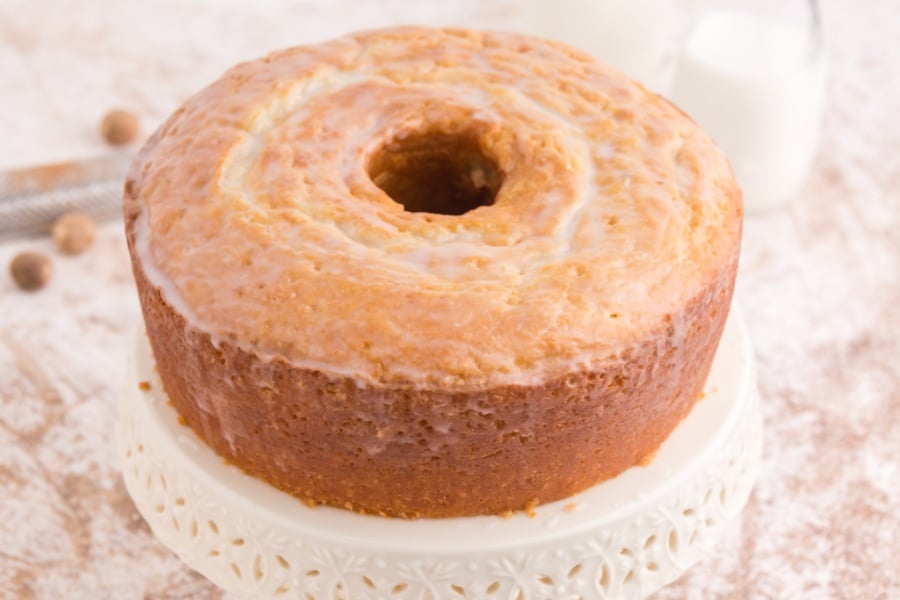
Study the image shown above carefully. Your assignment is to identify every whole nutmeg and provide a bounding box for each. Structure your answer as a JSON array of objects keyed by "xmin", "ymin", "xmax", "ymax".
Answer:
[
  {"xmin": 10, "ymin": 252, "xmax": 52, "ymax": 291},
  {"xmin": 52, "ymin": 211, "xmax": 96, "ymax": 255},
  {"xmin": 100, "ymin": 109, "xmax": 139, "ymax": 145}
]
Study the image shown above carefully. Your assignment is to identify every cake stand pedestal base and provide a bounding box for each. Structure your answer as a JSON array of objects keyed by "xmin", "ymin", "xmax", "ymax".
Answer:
[{"xmin": 117, "ymin": 308, "xmax": 760, "ymax": 600}]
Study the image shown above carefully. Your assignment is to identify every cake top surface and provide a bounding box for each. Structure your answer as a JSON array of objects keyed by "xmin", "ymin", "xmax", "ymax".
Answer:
[{"xmin": 126, "ymin": 26, "xmax": 741, "ymax": 389}]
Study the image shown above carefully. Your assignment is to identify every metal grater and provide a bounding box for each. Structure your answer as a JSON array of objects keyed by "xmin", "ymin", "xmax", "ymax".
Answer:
[{"xmin": 0, "ymin": 154, "xmax": 132, "ymax": 241}]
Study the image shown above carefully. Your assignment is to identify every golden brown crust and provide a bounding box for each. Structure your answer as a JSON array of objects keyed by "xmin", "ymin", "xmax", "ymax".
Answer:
[
  {"xmin": 124, "ymin": 26, "xmax": 743, "ymax": 517},
  {"xmin": 124, "ymin": 26, "xmax": 742, "ymax": 389}
]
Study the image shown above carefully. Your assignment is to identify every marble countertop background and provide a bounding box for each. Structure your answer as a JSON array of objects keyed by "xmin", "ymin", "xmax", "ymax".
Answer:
[{"xmin": 1, "ymin": 0, "xmax": 898, "ymax": 598}]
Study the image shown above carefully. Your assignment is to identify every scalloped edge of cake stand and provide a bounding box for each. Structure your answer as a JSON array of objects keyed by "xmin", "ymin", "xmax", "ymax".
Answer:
[{"xmin": 117, "ymin": 306, "xmax": 761, "ymax": 600}]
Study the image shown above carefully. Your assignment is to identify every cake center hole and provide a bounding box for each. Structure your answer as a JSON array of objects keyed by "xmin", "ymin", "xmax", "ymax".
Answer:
[{"xmin": 367, "ymin": 130, "xmax": 502, "ymax": 216}]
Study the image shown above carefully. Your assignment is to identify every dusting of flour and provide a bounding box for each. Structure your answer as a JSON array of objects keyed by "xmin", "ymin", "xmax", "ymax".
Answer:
[{"xmin": 0, "ymin": 0, "xmax": 898, "ymax": 597}]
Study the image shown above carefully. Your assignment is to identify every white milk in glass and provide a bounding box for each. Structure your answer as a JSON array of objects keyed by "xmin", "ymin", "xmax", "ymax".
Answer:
[
  {"xmin": 519, "ymin": 0, "xmax": 678, "ymax": 91},
  {"xmin": 672, "ymin": 11, "xmax": 826, "ymax": 212}
]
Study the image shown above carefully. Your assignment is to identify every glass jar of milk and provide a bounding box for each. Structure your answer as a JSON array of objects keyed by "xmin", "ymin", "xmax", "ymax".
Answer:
[
  {"xmin": 518, "ymin": 0, "xmax": 681, "ymax": 92},
  {"xmin": 671, "ymin": 0, "xmax": 826, "ymax": 213}
]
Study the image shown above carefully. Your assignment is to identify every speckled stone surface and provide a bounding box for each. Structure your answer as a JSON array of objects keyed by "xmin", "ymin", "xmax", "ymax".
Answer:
[{"xmin": 0, "ymin": 0, "xmax": 897, "ymax": 598}]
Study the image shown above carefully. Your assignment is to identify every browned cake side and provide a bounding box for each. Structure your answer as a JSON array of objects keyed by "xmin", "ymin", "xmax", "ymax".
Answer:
[{"xmin": 128, "ymin": 220, "xmax": 735, "ymax": 517}]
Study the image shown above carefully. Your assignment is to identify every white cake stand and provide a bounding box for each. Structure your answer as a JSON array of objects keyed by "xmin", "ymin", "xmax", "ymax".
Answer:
[{"xmin": 117, "ymin": 307, "xmax": 760, "ymax": 600}]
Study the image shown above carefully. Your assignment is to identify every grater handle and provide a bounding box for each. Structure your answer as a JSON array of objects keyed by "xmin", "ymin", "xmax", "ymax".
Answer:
[{"xmin": 0, "ymin": 154, "xmax": 132, "ymax": 240}]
